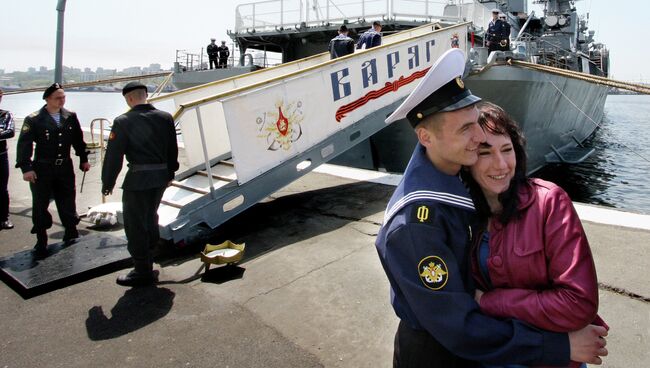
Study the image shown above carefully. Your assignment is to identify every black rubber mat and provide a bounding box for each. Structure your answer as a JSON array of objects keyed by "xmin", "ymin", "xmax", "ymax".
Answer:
[{"xmin": 0, "ymin": 233, "xmax": 131, "ymax": 298}]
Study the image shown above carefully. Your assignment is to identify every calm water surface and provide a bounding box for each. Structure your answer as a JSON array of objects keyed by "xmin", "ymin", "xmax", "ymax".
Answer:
[{"xmin": 3, "ymin": 92, "xmax": 649, "ymax": 214}]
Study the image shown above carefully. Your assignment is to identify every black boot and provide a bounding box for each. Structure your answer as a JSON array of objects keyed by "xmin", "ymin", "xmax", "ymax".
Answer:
[
  {"xmin": 33, "ymin": 231, "xmax": 48, "ymax": 258},
  {"xmin": 63, "ymin": 227, "xmax": 80, "ymax": 245},
  {"xmin": 116, "ymin": 269, "xmax": 159, "ymax": 287}
]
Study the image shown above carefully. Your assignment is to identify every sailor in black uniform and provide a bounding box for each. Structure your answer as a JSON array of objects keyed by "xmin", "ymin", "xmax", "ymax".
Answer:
[
  {"xmin": 499, "ymin": 13, "xmax": 511, "ymax": 51},
  {"xmin": 207, "ymin": 38, "xmax": 219, "ymax": 69},
  {"xmin": 102, "ymin": 82, "xmax": 179, "ymax": 287},
  {"xmin": 15, "ymin": 83, "xmax": 90, "ymax": 255},
  {"xmin": 217, "ymin": 41, "xmax": 230, "ymax": 68},
  {"xmin": 487, "ymin": 9, "xmax": 506, "ymax": 53},
  {"xmin": 375, "ymin": 49, "xmax": 608, "ymax": 366}
]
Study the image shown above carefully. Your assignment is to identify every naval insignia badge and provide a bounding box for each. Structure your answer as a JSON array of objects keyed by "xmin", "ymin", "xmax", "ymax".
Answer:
[
  {"xmin": 455, "ymin": 77, "xmax": 464, "ymax": 89},
  {"xmin": 418, "ymin": 256, "xmax": 449, "ymax": 290}
]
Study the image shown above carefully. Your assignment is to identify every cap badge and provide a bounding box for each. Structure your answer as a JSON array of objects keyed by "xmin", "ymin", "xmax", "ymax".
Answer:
[
  {"xmin": 416, "ymin": 112, "xmax": 423, "ymax": 119},
  {"xmin": 455, "ymin": 77, "xmax": 464, "ymax": 89}
]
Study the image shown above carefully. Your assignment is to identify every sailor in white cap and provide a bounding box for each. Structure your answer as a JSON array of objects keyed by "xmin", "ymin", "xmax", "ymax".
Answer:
[
  {"xmin": 375, "ymin": 48, "xmax": 604, "ymax": 366},
  {"xmin": 487, "ymin": 8, "xmax": 507, "ymax": 53}
]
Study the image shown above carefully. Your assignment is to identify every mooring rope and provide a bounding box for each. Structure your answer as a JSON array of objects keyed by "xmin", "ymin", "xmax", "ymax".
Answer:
[
  {"xmin": 534, "ymin": 64, "xmax": 650, "ymax": 165},
  {"xmin": 509, "ymin": 60, "xmax": 650, "ymax": 94}
]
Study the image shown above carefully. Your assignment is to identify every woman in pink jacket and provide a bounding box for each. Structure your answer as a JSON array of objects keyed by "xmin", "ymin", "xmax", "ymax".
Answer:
[{"xmin": 464, "ymin": 102, "xmax": 607, "ymax": 368}]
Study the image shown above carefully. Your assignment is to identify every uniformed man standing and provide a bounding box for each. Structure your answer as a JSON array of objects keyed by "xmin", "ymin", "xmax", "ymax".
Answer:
[
  {"xmin": 16, "ymin": 83, "xmax": 90, "ymax": 255},
  {"xmin": 486, "ymin": 8, "xmax": 506, "ymax": 53},
  {"xmin": 328, "ymin": 25, "xmax": 355, "ymax": 59},
  {"xmin": 356, "ymin": 21, "xmax": 382, "ymax": 49},
  {"xmin": 102, "ymin": 82, "xmax": 178, "ymax": 287},
  {"xmin": 217, "ymin": 40, "xmax": 230, "ymax": 68},
  {"xmin": 499, "ymin": 13, "xmax": 511, "ymax": 51},
  {"xmin": 207, "ymin": 38, "xmax": 219, "ymax": 70},
  {"xmin": 375, "ymin": 49, "xmax": 608, "ymax": 366},
  {"xmin": 0, "ymin": 87, "xmax": 16, "ymax": 230}
]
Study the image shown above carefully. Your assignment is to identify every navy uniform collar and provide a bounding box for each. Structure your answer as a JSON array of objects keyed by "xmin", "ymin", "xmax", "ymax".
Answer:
[
  {"xmin": 130, "ymin": 103, "xmax": 156, "ymax": 111},
  {"xmin": 384, "ymin": 143, "xmax": 474, "ymax": 223}
]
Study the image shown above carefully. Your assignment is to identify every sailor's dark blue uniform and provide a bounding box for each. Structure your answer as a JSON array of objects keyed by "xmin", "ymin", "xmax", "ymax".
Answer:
[
  {"xmin": 375, "ymin": 143, "xmax": 570, "ymax": 366},
  {"xmin": 487, "ymin": 19, "xmax": 507, "ymax": 52}
]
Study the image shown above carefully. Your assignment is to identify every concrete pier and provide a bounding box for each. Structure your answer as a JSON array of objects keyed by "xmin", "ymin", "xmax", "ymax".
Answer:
[{"xmin": 0, "ymin": 125, "xmax": 648, "ymax": 367}]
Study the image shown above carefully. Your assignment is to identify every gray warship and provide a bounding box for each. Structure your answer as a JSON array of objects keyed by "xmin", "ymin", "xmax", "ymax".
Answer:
[{"xmin": 171, "ymin": 0, "xmax": 611, "ymax": 175}]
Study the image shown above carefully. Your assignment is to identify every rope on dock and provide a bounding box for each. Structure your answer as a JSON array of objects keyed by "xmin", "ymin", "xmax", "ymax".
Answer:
[
  {"xmin": 3, "ymin": 72, "xmax": 173, "ymax": 96},
  {"xmin": 508, "ymin": 60, "xmax": 650, "ymax": 94}
]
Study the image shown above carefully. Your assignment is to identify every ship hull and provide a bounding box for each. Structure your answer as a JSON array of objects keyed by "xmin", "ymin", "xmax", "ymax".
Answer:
[{"xmin": 333, "ymin": 65, "xmax": 609, "ymax": 174}]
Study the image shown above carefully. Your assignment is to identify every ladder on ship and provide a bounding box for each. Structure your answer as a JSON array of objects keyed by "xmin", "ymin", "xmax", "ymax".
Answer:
[{"xmin": 149, "ymin": 22, "xmax": 471, "ymax": 243}]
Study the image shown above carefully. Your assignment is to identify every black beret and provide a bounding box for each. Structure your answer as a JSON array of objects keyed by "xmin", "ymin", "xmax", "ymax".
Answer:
[
  {"xmin": 122, "ymin": 81, "xmax": 147, "ymax": 96},
  {"xmin": 43, "ymin": 83, "xmax": 63, "ymax": 99}
]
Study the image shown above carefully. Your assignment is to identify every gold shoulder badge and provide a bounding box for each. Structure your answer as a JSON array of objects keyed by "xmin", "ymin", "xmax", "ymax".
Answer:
[
  {"xmin": 455, "ymin": 77, "xmax": 464, "ymax": 89},
  {"xmin": 418, "ymin": 256, "xmax": 449, "ymax": 290},
  {"xmin": 21, "ymin": 123, "xmax": 31, "ymax": 133},
  {"xmin": 411, "ymin": 204, "xmax": 433, "ymax": 224},
  {"xmin": 109, "ymin": 132, "xmax": 116, "ymax": 141}
]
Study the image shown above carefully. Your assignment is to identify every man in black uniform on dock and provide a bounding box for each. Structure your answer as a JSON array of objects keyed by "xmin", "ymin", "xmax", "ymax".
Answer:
[
  {"xmin": 217, "ymin": 40, "xmax": 230, "ymax": 68},
  {"xmin": 16, "ymin": 83, "xmax": 90, "ymax": 255},
  {"xmin": 207, "ymin": 38, "xmax": 219, "ymax": 70},
  {"xmin": 102, "ymin": 82, "xmax": 179, "ymax": 287}
]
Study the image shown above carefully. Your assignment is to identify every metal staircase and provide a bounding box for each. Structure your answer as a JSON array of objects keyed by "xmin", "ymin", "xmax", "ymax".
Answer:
[{"xmin": 150, "ymin": 22, "xmax": 471, "ymax": 243}]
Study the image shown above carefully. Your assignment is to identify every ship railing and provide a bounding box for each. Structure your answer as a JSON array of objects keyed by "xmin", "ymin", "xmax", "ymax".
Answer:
[
  {"xmin": 233, "ymin": 0, "xmax": 477, "ymax": 33},
  {"xmin": 174, "ymin": 43, "xmax": 281, "ymax": 72}
]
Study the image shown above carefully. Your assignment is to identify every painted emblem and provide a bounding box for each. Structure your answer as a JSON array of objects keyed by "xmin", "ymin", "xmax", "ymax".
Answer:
[
  {"xmin": 455, "ymin": 77, "xmax": 464, "ymax": 89},
  {"xmin": 451, "ymin": 33, "xmax": 460, "ymax": 48},
  {"xmin": 256, "ymin": 100, "xmax": 304, "ymax": 151},
  {"xmin": 418, "ymin": 256, "xmax": 449, "ymax": 290}
]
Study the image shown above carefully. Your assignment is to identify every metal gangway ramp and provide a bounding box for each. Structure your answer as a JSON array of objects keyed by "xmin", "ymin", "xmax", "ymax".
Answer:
[{"xmin": 149, "ymin": 22, "xmax": 469, "ymax": 243}]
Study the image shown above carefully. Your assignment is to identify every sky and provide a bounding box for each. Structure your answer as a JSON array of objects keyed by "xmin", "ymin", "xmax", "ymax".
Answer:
[{"xmin": 0, "ymin": 0, "xmax": 647, "ymax": 81}]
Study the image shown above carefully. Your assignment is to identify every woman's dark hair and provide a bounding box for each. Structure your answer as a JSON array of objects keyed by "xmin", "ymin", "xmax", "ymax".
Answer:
[{"xmin": 463, "ymin": 101, "xmax": 528, "ymax": 225}]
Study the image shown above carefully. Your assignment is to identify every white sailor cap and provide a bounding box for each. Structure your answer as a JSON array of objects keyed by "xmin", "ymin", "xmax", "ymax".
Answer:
[
  {"xmin": 385, "ymin": 48, "xmax": 481, "ymax": 127},
  {"xmin": 491, "ymin": 8, "xmax": 500, "ymax": 13}
]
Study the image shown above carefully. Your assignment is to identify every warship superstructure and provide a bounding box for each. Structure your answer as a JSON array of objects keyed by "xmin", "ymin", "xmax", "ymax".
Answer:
[{"xmin": 171, "ymin": 0, "xmax": 610, "ymax": 175}]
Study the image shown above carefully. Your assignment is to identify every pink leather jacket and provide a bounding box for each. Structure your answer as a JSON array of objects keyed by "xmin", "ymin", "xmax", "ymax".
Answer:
[{"xmin": 472, "ymin": 179, "xmax": 607, "ymax": 335}]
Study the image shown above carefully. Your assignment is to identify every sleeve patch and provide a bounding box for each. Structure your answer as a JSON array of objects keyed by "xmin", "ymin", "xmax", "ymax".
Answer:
[
  {"xmin": 411, "ymin": 204, "xmax": 434, "ymax": 225},
  {"xmin": 21, "ymin": 123, "xmax": 30, "ymax": 133},
  {"xmin": 418, "ymin": 256, "xmax": 449, "ymax": 290},
  {"xmin": 109, "ymin": 132, "xmax": 116, "ymax": 140}
]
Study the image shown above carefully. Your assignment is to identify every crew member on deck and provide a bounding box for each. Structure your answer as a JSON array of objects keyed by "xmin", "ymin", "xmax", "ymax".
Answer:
[
  {"xmin": 487, "ymin": 9, "xmax": 506, "ymax": 53},
  {"xmin": 102, "ymin": 82, "xmax": 179, "ymax": 287},
  {"xmin": 15, "ymin": 83, "xmax": 90, "ymax": 256},
  {"xmin": 499, "ymin": 13, "xmax": 511, "ymax": 51},
  {"xmin": 207, "ymin": 38, "xmax": 219, "ymax": 69},
  {"xmin": 357, "ymin": 21, "xmax": 382, "ymax": 49},
  {"xmin": 217, "ymin": 41, "xmax": 230, "ymax": 68},
  {"xmin": 329, "ymin": 24, "xmax": 355, "ymax": 59}
]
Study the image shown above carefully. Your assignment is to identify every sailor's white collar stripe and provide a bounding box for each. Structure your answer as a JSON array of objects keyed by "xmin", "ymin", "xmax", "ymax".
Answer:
[{"xmin": 384, "ymin": 190, "xmax": 475, "ymax": 223}]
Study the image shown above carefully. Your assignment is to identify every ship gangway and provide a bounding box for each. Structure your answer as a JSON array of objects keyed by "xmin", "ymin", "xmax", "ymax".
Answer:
[{"xmin": 149, "ymin": 22, "xmax": 470, "ymax": 243}]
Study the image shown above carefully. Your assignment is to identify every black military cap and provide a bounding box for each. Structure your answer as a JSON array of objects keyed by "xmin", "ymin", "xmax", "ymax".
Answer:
[
  {"xmin": 42, "ymin": 83, "xmax": 63, "ymax": 99},
  {"xmin": 122, "ymin": 81, "xmax": 147, "ymax": 96},
  {"xmin": 385, "ymin": 49, "xmax": 481, "ymax": 127}
]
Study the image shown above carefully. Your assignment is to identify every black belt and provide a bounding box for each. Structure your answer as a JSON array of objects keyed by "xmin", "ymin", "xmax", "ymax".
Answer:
[
  {"xmin": 37, "ymin": 158, "xmax": 70, "ymax": 166},
  {"xmin": 129, "ymin": 163, "xmax": 167, "ymax": 172}
]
